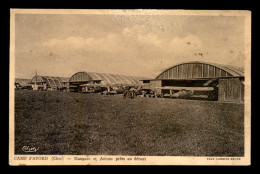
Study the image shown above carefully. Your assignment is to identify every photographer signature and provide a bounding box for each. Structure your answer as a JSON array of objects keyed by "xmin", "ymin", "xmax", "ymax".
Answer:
[{"xmin": 22, "ymin": 146, "xmax": 39, "ymax": 153}]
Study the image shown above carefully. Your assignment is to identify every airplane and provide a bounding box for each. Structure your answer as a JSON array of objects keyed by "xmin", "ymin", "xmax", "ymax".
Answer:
[
  {"xmin": 79, "ymin": 83, "xmax": 126, "ymax": 95},
  {"xmin": 79, "ymin": 84, "xmax": 107, "ymax": 94},
  {"xmin": 135, "ymin": 84, "xmax": 155, "ymax": 96},
  {"xmin": 154, "ymin": 86, "xmax": 216, "ymax": 100}
]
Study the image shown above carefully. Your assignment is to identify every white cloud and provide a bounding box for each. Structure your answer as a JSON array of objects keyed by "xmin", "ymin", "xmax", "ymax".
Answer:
[
  {"xmin": 40, "ymin": 25, "xmax": 203, "ymax": 58},
  {"xmin": 122, "ymin": 25, "xmax": 163, "ymax": 46},
  {"xmin": 122, "ymin": 25, "xmax": 203, "ymax": 56},
  {"xmin": 41, "ymin": 34, "xmax": 126, "ymax": 53}
]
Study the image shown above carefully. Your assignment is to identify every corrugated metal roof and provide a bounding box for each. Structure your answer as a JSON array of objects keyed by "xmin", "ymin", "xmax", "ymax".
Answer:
[
  {"xmin": 31, "ymin": 75, "xmax": 69, "ymax": 87},
  {"xmin": 156, "ymin": 61, "xmax": 244, "ymax": 79},
  {"xmin": 209, "ymin": 62, "xmax": 244, "ymax": 76},
  {"xmin": 15, "ymin": 78, "xmax": 31, "ymax": 86},
  {"xmin": 69, "ymin": 71, "xmax": 146, "ymax": 85}
]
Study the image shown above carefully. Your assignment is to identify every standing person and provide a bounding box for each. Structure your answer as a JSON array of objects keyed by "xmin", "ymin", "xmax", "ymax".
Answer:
[
  {"xmin": 43, "ymin": 83, "xmax": 47, "ymax": 91},
  {"xmin": 107, "ymin": 85, "xmax": 111, "ymax": 94},
  {"xmin": 123, "ymin": 86, "xmax": 129, "ymax": 99},
  {"xmin": 129, "ymin": 87, "xmax": 136, "ymax": 99}
]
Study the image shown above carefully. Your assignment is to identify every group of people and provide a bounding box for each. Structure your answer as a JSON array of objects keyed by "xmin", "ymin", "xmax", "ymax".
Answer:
[{"xmin": 123, "ymin": 86, "xmax": 137, "ymax": 99}]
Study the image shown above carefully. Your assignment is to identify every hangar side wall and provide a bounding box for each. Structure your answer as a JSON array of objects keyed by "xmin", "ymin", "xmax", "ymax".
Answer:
[{"xmin": 218, "ymin": 78, "xmax": 244, "ymax": 103}]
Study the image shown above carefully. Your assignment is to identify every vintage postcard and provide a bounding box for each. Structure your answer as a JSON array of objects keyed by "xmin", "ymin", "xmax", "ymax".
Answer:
[{"xmin": 9, "ymin": 9, "xmax": 251, "ymax": 165}]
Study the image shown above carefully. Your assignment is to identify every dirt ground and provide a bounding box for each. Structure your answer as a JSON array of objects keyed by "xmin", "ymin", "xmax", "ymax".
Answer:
[{"xmin": 14, "ymin": 90, "xmax": 244, "ymax": 156}]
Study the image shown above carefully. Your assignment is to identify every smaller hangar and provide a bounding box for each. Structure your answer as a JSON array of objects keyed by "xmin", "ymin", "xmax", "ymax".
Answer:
[
  {"xmin": 69, "ymin": 71, "xmax": 146, "ymax": 92},
  {"xmin": 30, "ymin": 75, "xmax": 69, "ymax": 91},
  {"xmin": 15, "ymin": 78, "xmax": 31, "ymax": 89},
  {"xmin": 142, "ymin": 61, "xmax": 244, "ymax": 103}
]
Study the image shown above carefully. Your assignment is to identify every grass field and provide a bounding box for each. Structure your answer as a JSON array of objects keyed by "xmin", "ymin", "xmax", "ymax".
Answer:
[{"xmin": 14, "ymin": 90, "xmax": 244, "ymax": 156}]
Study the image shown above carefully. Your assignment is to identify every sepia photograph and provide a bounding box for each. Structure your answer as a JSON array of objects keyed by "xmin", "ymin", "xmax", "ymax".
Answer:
[{"xmin": 9, "ymin": 9, "xmax": 251, "ymax": 165}]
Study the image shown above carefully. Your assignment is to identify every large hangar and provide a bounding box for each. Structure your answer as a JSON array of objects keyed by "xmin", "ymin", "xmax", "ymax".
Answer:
[
  {"xmin": 69, "ymin": 71, "xmax": 146, "ymax": 92},
  {"xmin": 143, "ymin": 61, "xmax": 244, "ymax": 103},
  {"xmin": 31, "ymin": 75, "xmax": 69, "ymax": 91}
]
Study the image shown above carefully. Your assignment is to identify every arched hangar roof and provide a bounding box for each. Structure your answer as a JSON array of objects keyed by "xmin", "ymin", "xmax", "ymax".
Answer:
[
  {"xmin": 156, "ymin": 61, "xmax": 244, "ymax": 80},
  {"xmin": 31, "ymin": 76, "xmax": 69, "ymax": 87},
  {"xmin": 15, "ymin": 78, "xmax": 31, "ymax": 86},
  {"xmin": 69, "ymin": 71, "xmax": 146, "ymax": 85}
]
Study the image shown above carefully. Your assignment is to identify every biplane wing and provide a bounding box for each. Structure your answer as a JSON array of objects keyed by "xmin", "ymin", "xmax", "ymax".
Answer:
[
  {"xmin": 80, "ymin": 84, "xmax": 100, "ymax": 87},
  {"xmin": 110, "ymin": 83, "xmax": 131, "ymax": 87},
  {"xmin": 155, "ymin": 86, "xmax": 214, "ymax": 91}
]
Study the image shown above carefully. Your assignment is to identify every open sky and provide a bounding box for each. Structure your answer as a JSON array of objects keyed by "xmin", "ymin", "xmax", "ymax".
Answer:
[{"xmin": 15, "ymin": 13, "xmax": 245, "ymax": 79}]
